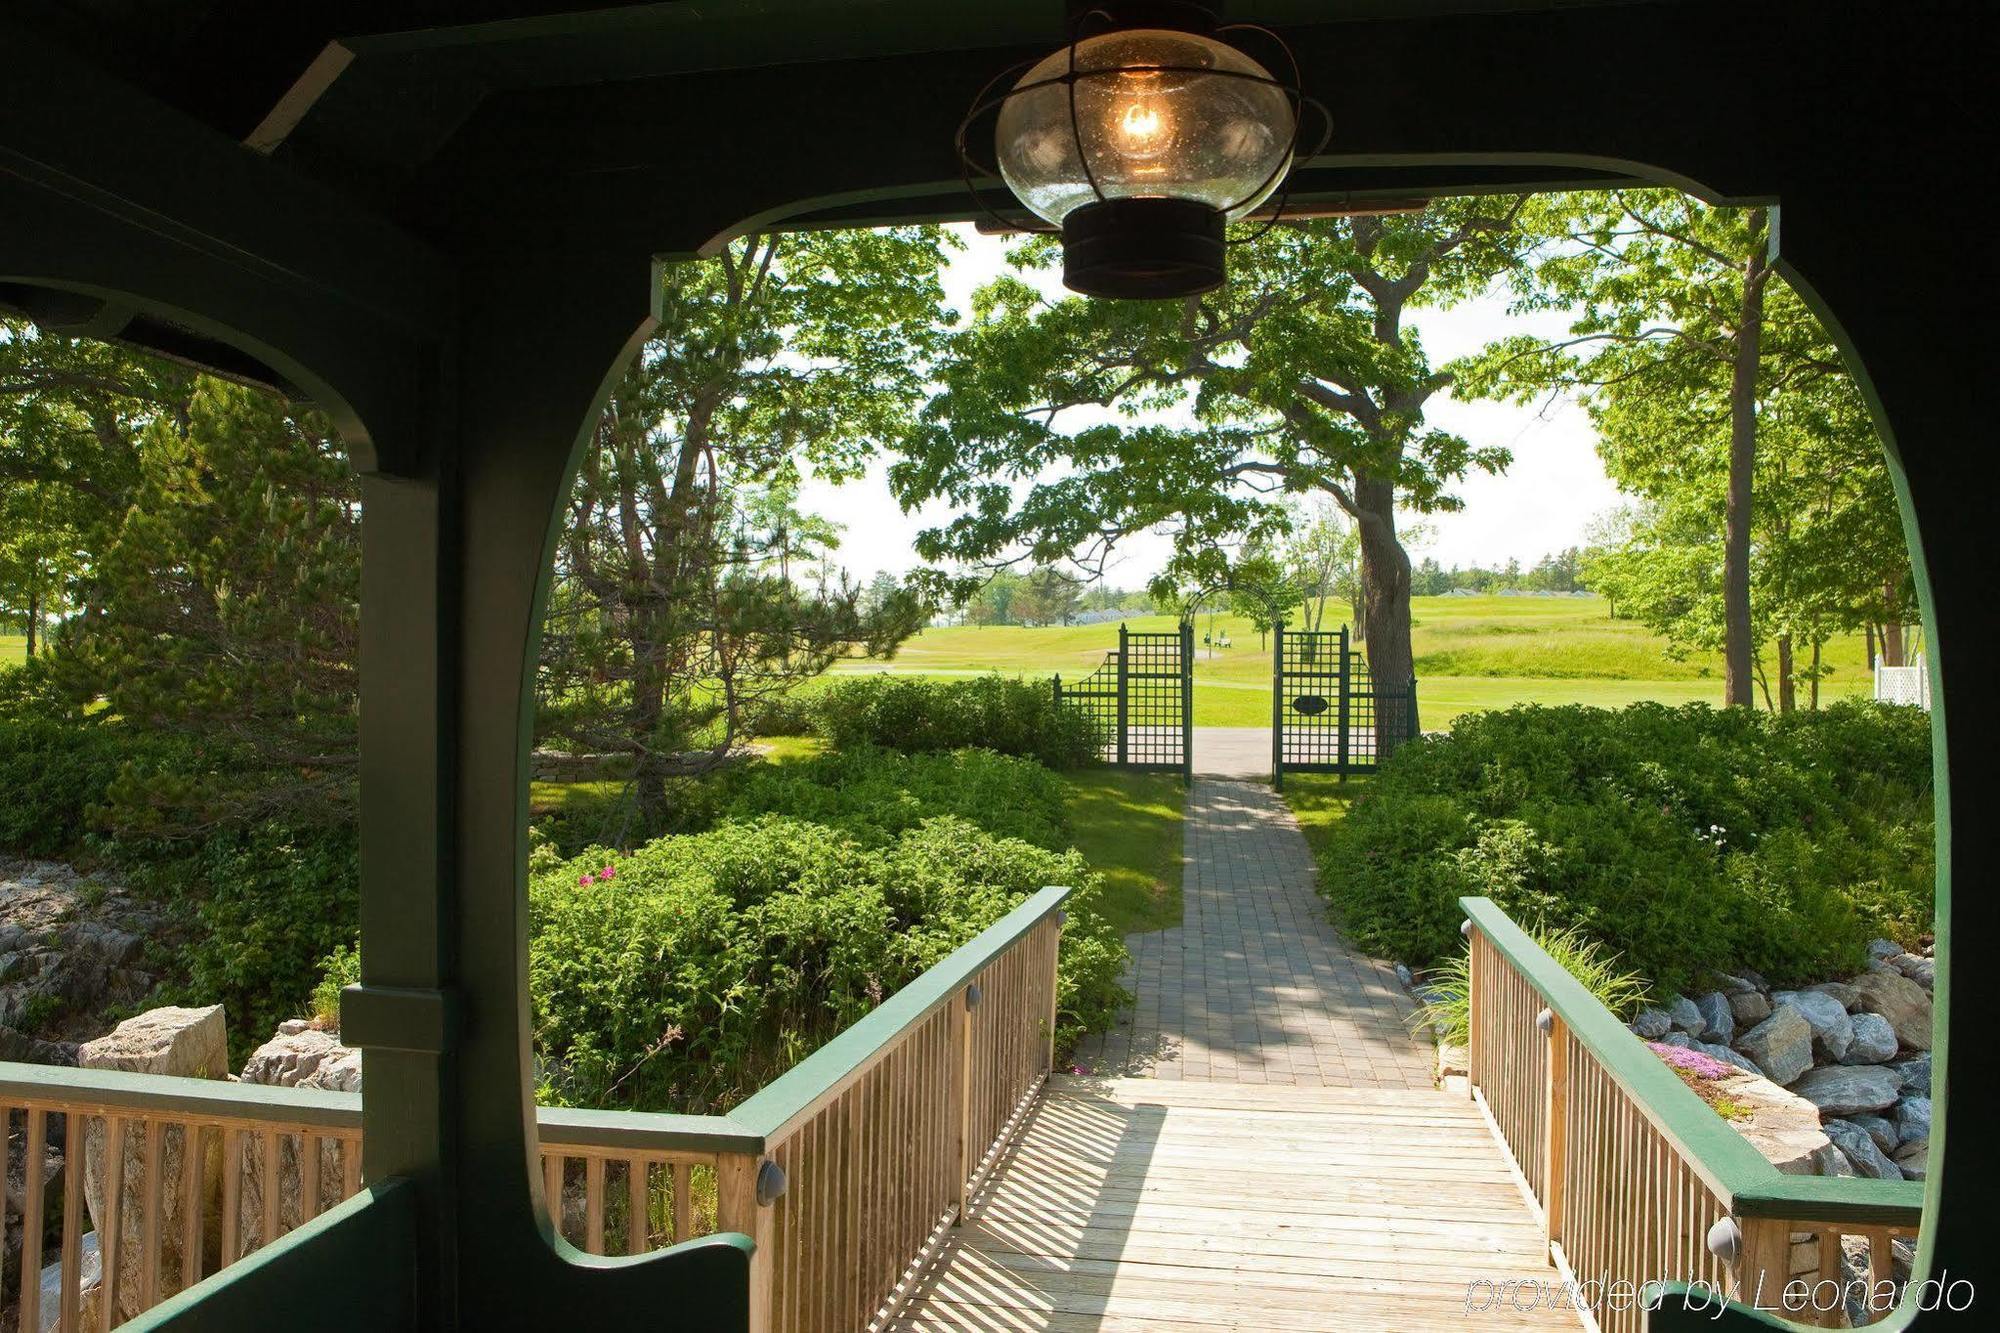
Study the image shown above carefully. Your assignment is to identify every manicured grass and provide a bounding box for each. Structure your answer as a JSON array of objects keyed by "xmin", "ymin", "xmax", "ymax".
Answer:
[
  {"xmin": 1279, "ymin": 774, "xmax": 1368, "ymax": 861},
  {"xmin": 833, "ymin": 594, "xmax": 1878, "ymax": 729},
  {"xmin": 1064, "ymin": 769, "xmax": 1186, "ymax": 937},
  {"xmin": 1, "ymin": 635, "xmax": 23, "ymax": 670}
]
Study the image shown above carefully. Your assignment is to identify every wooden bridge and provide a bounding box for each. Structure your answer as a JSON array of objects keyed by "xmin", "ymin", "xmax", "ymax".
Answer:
[{"xmin": 5, "ymin": 784, "xmax": 1921, "ymax": 1331}]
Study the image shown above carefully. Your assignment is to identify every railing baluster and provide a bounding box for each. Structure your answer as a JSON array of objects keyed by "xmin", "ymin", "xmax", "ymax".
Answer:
[
  {"xmin": 260, "ymin": 1128, "xmax": 280, "ymax": 1249},
  {"xmin": 584, "ymin": 1156, "xmax": 605, "ymax": 1255},
  {"xmin": 62, "ymin": 1111, "xmax": 83, "ymax": 1332},
  {"xmin": 140, "ymin": 1118, "xmax": 164, "ymax": 1309},
  {"xmin": 301, "ymin": 1130, "xmax": 322, "ymax": 1224},
  {"xmin": 22, "ymin": 1107, "xmax": 46, "ymax": 1333},
  {"xmin": 182, "ymin": 1122, "xmax": 205, "ymax": 1292},
  {"xmin": 100, "ymin": 1116, "xmax": 125, "ymax": 1333},
  {"xmin": 625, "ymin": 1158, "xmax": 648, "ymax": 1255},
  {"xmin": 670, "ymin": 1160, "xmax": 690, "ymax": 1245}
]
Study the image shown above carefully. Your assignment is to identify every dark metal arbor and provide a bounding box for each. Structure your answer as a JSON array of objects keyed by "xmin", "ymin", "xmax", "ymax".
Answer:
[
  {"xmin": 0, "ymin": 3, "xmax": 1990, "ymax": 1331},
  {"xmin": 1054, "ymin": 622, "xmax": 1194, "ymax": 775}
]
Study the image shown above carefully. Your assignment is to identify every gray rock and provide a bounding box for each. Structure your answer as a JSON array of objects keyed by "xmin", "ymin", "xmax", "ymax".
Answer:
[
  {"xmin": 1631, "ymin": 1007, "xmax": 1673, "ymax": 1040},
  {"xmin": 1727, "ymin": 990, "xmax": 1771, "ymax": 1026},
  {"xmin": 1697, "ymin": 1041, "xmax": 1762, "ymax": 1076},
  {"xmin": 38, "ymin": 1231, "xmax": 101, "ymax": 1333},
  {"xmin": 1392, "ymin": 961, "xmax": 1413, "ymax": 988},
  {"xmin": 1713, "ymin": 972, "xmax": 1760, "ymax": 995},
  {"xmin": 1658, "ymin": 1031, "xmax": 1695, "ymax": 1049},
  {"xmin": 1891, "ymin": 1053, "xmax": 1932, "ymax": 1096},
  {"xmin": 1868, "ymin": 938, "xmax": 1902, "ymax": 960},
  {"xmin": 1851, "ymin": 969, "xmax": 1933, "ymax": 1051},
  {"xmin": 1790, "ymin": 1064, "xmax": 1904, "ymax": 1117},
  {"xmin": 1735, "ymin": 1005, "xmax": 1814, "ymax": 1086},
  {"xmin": 1775, "ymin": 989, "xmax": 1854, "ymax": 1061},
  {"xmin": 1816, "ymin": 1142, "xmax": 1857, "ymax": 1176},
  {"xmin": 1824, "ymin": 1119, "xmax": 1903, "ymax": 1180},
  {"xmin": 1841, "ymin": 1012, "xmax": 1899, "ymax": 1065},
  {"xmin": 1694, "ymin": 992, "xmax": 1734, "ymax": 1043},
  {"xmin": 1893, "ymin": 1139, "xmax": 1928, "ymax": 1180},
  {"xmin": 1848, "ymin": 1114, "xmax": 1899, "ymax": 1154},
  {"xmin": 1894, "ymin": 1095, "xmax": 1931, "ymax": 1145},
  {"xmin": 1890, "ymin": 954, "xmax": 1935, "ymax": 990},
  {"xmin": 79, "ymin": 1005, "xmax": 226, "ymax": 1078},
  {"xmin": 1807, "ymin": 981, "xmax": 1861, "ymax": 1011},
  {"xmin": 1667, "ymin": 995, "xmax": 1706, "ymax": 1035}
]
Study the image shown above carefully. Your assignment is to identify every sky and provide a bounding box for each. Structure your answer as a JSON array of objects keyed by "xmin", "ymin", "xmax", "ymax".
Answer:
[{"xmin": 796, "ymin": 224, "xmax": 1624, "ymax": 586}]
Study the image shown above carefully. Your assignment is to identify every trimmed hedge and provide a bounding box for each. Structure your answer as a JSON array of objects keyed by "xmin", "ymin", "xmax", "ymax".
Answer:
[
  {"xmin": 1319, "ymin": 701, "xmax": 1934, "ymax": 993},
  {"xmin": 807, "ymin": 675, "xmax": 1099, "ymax": 769}
]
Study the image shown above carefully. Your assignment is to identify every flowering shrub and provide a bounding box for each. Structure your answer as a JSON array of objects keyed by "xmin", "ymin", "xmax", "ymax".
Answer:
[
  {"xmin": 1319, "ymin": 702, "xmax": 1933, "ymax": 991},
  {"xmin": 1648, "ymin": 1041, "xmax": 1751, "ymax": 1120}
]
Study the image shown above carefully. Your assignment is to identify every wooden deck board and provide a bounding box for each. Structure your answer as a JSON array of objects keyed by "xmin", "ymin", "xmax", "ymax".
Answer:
[{"xmin": 892, "ymin": 1077, "xmax": 1580, "ymax": 1331}]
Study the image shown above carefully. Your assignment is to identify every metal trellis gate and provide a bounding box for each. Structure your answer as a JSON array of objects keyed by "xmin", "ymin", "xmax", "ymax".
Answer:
[
  {"xmin": 1271, "ymin": 624, "xmax": 1419, "ymax": 789},
  {"xmin": 1052, "ymin": 622, "xmax": 1193, "ymax": 777}
]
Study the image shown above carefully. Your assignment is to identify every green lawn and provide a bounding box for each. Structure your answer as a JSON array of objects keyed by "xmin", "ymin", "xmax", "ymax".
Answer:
[
  {"xmin": 1064, "ymin": 769, "xmax": 1185, "ymax": 936},
  {"xmin": 1, "ymin": 634, "xmax": 23, "ymax": 670},
  {"xmin": 834, "ymin": 594, "xmax": 1877, "ymax": 729},
  {"xmin": 1279, "ymin": 773, "xmax": 1367, "ymax": 862}
]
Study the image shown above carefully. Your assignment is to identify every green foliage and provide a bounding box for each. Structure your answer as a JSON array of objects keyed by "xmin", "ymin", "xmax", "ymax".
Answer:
[
  {"xmin": 1319, "ymin": 701, "xmax": 1934, "ymax": 992},
  {"xmin": 0, "ymin": 716, "xmax": 193, "ymax": 856},
  {"xmin": 719, "ymin": 745, "xmax": 1071, "ymax": 850},
  {"xmin": 809, "ymin": 674, "xmax": 1099, "ymax": 769},
  {"xmin": 1413, "ymin": 925, "xmax": 1649, "ymax": 1045},
  {"xmin": 528, "ymin": 815, "xmax": 1126, "ymax": 1111},
  {"xmin": 312, "ymin": 943, "xmax": 361, "ymax": 1027}
]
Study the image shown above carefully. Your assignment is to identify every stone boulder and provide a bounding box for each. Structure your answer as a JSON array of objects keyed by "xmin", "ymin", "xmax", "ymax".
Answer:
[
  {"xmin": 78, "ymin": 1006, "xmax": 228, "ymax": 1320},
  {"xmin": 1893, "ymin": 1140, "xmax": 1928, "ymax": 1180},
  {"xmin": 1847, "ymin": 1114, "xmax": 1899, "ymax": 1155},
  {"xmin": 1823, "ymin": 1118, "xmax": 1902, "ymax": 1180},
  {"xmin": 1735, "ymin": 1005, "xmax": 1814, "ymax": 1086},
  {"xmin": 1727, "ymin": 990, "xmax": 1771, "ymax": 1027},
  {"xmin": 1841, "ymin": 1012, "xmax": 1898, "ymax": 1065},
  {"xmin": 1667, "ymin": 995, "xmax": 1706, "ymax": 1035},
  {"xmin": 1717, "ymin": 1068, "xmax": 1832, "ymax": 1176},
  {"xmin": 1867, "ymin": 938, "xmax": 1901, "ymax": 961},
  {"xmin": 1790, "ymin": 1064, "xmax": 1903, "ymax": 1118},
  {"xmin": 1894, "ymin": 1095, "xmax": 1931, "ymax": 1146},
  {"xmin": 1696, "ymin": 1041, "xmax": 1761, "ymax": 1077},
  {"xmin": 1774, "ymin": 990, "xmax": 1853, "ymax": 1061},
  {"xmin": 0, "ymin": 860, "xmax": 165, "ymax": 1041},
  {"xmin": 1851, "ymin": 969, "xmax": 1933, "ymax": 1051},
  {"xmin": 1806, "ymin": 981, "xmax": 1860, "ymax": 1011},
  {"xmin": 1694, "ymin": 992, "xmax": 1734, "ymax": 1044},
  {"xmin": 1890, "ymin": 1053, "xmax": 1931, "ymax": 1096},
  {"xmin": 235, "ymin": 1026, "xmax": 363, "ymax": 1241},
  {"xmin": 1631, "ymin": 1007, "xmax": 1672, "ymax": 1040}
]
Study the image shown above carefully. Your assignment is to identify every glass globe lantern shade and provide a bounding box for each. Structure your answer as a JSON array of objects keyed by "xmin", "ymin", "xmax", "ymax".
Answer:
[{"xmin": 994, "ymin": 28, "xmax": 1297, "ymax": 229}]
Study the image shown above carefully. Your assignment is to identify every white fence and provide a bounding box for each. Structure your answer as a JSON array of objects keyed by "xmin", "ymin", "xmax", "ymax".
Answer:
[{"xmin": 1873, "ymin": 655, "xmax": 1931, "ymax": 710}]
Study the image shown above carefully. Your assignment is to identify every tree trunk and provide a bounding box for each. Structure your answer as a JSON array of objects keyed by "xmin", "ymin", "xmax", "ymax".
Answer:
[
  {"xmin": 1865, "ymin": 621, "xmax": 1877, "ymax": 670},
  {"xmin": 1723, "ymin": 239, "xmax": 1768, "ymax": 709},
  {"xmin": 1776, "ymin": 633, "xmax": 1795, "ymax": 713},
  {"xmin": 1810, "ymin": 639, "xmax": 1822, "ymax": 710},
  {"xmin": 1352, "ymin": 474, "xmax": 1414, "ymax": 705},
  {"xmin": 24, "ymin": 584, "xmax": 37, "ymax": 658},
  {"xmin": 1881, "ymin": 607, "xmax": 1906, "ymax": 666}
]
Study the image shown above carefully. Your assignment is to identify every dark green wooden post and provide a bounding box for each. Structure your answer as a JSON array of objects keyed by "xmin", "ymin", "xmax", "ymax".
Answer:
[
  {"xmin": 1180, "ymin": 618, "xmax": 1194, "ymax": 781},
  {"xmin": 1271, "ymin": 624, "xmax": 1284, "ymax": 790},
  {"xmin": 1337, "ymin": 625, "xmax": 1352, "ymax": 781},
  {"xmin": 1116, "ymin": 623, "xmax": 1129, "ymax": 767},
  {"xmin": 1408, "ymin": 676, "xmax": 1421, "ymax": 743}
]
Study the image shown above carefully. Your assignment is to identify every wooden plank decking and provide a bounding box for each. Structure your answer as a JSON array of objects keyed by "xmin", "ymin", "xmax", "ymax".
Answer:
[{"xmin": 892, "ymin": 1076, "xmax": 1579, "ymax": 1331}]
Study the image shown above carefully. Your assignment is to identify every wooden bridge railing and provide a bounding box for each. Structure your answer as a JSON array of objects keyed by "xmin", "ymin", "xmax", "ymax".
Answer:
[
  {"xmin": 1462, "ymin": 896, "xmax": 1925, "ymax": 1331},
  {"xmin": 4, "ymin": 885, "xmax": 1068, "ymax": 1332}
]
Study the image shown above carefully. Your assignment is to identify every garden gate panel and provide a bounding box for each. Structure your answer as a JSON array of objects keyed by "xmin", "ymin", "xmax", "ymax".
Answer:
[
  {"xmin": 1272, "ymin": 624, "xmax": 1419, "ymax": 788},
  {"xmin": 1052, "ymin": 622, "xmax": 1192, "ymax": 777}
]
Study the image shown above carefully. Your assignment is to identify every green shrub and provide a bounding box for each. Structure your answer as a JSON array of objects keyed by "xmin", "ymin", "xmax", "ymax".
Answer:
[
  {"xmin": 528, "ymin": 814, "xmax": 1126, "ymax": 1112},
  {"xmin": 809, "ymin": 675, "xmax": 1099, "ymax": 768},
  {"xmin": 0, "ymin": 716, "xmax": 196, "ymax": 857},
  {"xmin": 718, "ymin": 745, "xmax": 1071, "ymax": 849},
  {"xmin": 1320, "ymin": 702, "xmax": 1934, "ymax": 992},
  {"xmin": 312, "ymin": 943, "xmax": 361, "ymax": 1026}
]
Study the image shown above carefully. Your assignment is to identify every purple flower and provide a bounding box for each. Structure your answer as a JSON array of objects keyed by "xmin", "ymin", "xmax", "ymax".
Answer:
[{"xmin": 1647, "ymin": 1041, "xmax": 1734, "ymax": 1081}]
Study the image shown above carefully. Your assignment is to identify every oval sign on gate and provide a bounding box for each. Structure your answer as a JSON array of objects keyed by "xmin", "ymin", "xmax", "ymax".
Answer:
[{"xmin": 1292, "ymin": 695, "xmax": 1330, "ymax": 716}]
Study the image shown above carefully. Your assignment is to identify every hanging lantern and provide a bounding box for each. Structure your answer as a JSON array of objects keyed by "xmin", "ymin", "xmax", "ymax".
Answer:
[{"xmin": 959, "ymin": 4, "xmax": 1324, "ymax": 299}]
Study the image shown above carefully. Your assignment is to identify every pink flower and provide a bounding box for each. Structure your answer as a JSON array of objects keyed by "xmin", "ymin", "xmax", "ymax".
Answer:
[
  {"xmin": 601, "ymin": 864, "xmax": 617, "ymax": 880},
  {"xmin": 578, "ymin": 872, "xmax": 595, "ymax": 887}
]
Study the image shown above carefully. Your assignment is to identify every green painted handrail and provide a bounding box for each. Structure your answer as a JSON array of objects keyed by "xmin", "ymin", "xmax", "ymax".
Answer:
[
  {"xmin": 3, "ymin": 884, "xmax": 1073, "ymax": 1162},
  {"xmin": 731, "ymin": 884, "xmax": 1071, "ymax": 1143},
  {"xmin": 1460, "ymin": 896, "xmax": 1924, "ymax": 1227}
]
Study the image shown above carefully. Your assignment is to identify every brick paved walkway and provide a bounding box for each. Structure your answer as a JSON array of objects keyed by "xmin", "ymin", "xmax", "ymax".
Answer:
[{"xmin": 1073, "ymin": 777, "xmax": 1435, "ymax": 1089}]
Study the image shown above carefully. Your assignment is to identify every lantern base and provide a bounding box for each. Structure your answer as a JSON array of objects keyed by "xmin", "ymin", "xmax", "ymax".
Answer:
[{"xmin": 1061, "ymin": 198, "xmax": 1226, "ymax": 300}]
